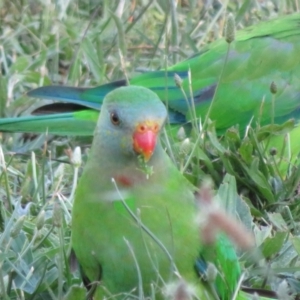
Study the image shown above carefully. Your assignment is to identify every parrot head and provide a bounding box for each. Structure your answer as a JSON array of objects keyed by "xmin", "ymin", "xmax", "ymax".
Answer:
[{"xmin": 95, "ymin": 86, "xmax": 167, "ymax": 162}]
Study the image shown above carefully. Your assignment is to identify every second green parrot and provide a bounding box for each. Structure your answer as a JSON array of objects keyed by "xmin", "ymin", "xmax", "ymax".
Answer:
[{"xmin": 1, "ymin": 13, "xmax": 300, "ymax": 140}]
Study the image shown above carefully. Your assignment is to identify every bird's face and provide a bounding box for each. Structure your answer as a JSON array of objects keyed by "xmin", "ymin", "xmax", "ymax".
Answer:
[{"xmin": 96, "ymin": 86, "xmax": 167, "ymax": 162}]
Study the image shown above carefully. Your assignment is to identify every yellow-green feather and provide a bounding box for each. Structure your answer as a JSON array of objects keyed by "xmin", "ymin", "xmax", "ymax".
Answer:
[{"xmin": 72, "ymin": 86, "xmax": 205, "ymax": 299}]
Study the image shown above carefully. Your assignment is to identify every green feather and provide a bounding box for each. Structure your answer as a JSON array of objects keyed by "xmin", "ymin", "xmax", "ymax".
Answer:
[
  {"xmin": 71, "ymin": 86, "xmax": 276, "ymax": 299},
  {"xmin": 72, "ymin": 86, "xmax": 203, "ymax": 299},
  {"xmin": 198, "ymin": 233, "xmax": 241, "ymax": 299},
  {"xmin": 0, "ymin": 110, "xmax": 98, "ymax": 136},
  {"xmin": 1, "ymin": 14, "xmax": 300, "ymax": 139}
]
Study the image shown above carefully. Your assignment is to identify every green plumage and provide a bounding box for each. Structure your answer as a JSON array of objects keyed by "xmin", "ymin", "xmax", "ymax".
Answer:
[
  {"xmin": 72, "ymin": 86, "xmax": 240, "ymax": 299},
  {"xmin": 198, "ymin": 233, "xmax": 241, "ymax": 299},
  {"xmin": 72, "ymin": 86, "xmax": 198, "ymax": 298},
  {"xmin": 71, "ymin": 86, "xmax": 277, "ymax": 300},
  {"xmin": 1, "ymin": 14, "xmax": 300, "ymax": 140},
  {"xmin": 0, "ymin": 13, "xmax": 290, "ymax": 298}
]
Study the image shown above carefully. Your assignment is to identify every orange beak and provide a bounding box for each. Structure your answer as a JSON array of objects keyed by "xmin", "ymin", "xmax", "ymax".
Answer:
[{"xmin": 133, "ymin": 121, "xmax": 159, "ymax": 162}]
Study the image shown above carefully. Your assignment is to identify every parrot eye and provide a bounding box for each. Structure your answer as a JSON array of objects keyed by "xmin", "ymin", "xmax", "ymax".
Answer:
[{"xmin": 110, "ymin": 112, "xmax": 120, "ymax": 125}]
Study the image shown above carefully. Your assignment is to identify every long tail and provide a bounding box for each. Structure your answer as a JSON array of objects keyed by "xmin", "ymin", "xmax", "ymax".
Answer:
[{"xmin": 0, "ymin": 110, "xmax": 99, "ymax": 136}]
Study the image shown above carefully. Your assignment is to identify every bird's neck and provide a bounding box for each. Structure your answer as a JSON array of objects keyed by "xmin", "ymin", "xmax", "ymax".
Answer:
[{"xmin": 84, "ymin": 137, "xmax": 168, "ymax": 190}]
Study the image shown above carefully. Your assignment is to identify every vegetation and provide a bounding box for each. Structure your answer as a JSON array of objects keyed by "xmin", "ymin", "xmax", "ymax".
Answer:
[{"xmin": 1, "ymin": 0, "xmax": 300, "ymax": 299}]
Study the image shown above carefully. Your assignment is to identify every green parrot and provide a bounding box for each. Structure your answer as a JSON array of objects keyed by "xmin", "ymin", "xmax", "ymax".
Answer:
[
  {"xmin": 71, "ymin": 85, "xmax": 201, "ymax": 299},
  {"xmin": 71, "ymin": 85, "xmax": 275, "ymax": 300},
  {"xmin": 1, "ymin": 13, "xmax": 300, "ymax": 142}
]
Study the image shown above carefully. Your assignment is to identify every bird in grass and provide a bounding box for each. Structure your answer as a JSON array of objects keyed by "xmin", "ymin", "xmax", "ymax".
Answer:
[
  {"xmin": 0, "ymin": 13, "xmax": 300, "ymax": 143},
  {"xmin": 71, "ymin": 85, "xmax": 205, "ymax": 299},
  {"xmin": 71, "ymin": 85, "xmax": 276, "ymax": 300}
]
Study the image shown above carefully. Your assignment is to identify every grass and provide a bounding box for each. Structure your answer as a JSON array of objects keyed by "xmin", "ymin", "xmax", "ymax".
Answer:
[{"xmin": 1, "ymin": 0, "xmax": 300, "ymax": 299}]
